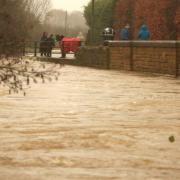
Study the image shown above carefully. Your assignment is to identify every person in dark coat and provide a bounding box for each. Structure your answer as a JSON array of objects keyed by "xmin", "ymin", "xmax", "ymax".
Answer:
[
  {"xmin": 46, "ymin": 34, "xmax": 55, "ymax": 57},
  {"xmin": 40, "ymin": 32, "xmax": 48, "ymax": 56},
  {"xmin": 138, "ymin": 24, "xmax": 150, "ymax": 40},
  {"xmin": 102, "ymin": 27, "xmax": 115, "ymax": 41},
  {"xmin": 59, "ymin": 35, "xmax": 66, "ymax": 58},
  {"xmin": 56, "ymin": 34, "xmax": 61, "ymax": 41},
  {"xmin": 120, "ymin": 24, "xmax": 130, "ymax": 40}
]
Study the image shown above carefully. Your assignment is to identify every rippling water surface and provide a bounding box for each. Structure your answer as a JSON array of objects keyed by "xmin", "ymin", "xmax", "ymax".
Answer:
[{"xmin": 0, "ymin": 65, "xmax": 180, "ymax": 180}]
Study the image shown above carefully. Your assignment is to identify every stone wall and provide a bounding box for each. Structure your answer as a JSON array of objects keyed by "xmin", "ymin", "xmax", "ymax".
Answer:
[
  {"xmin": 109, "ymin": 41, "xmax": 180, "ymax": 76},
  {"xmin": 75, "ymin": 46, "xmax": 109, "ymax": 69}
]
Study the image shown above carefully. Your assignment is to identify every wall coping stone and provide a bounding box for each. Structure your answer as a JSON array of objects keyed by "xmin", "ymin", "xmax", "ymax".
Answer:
[{"xmin": 108, "ymin": 41, "xmax": 180, "ymax": 48}]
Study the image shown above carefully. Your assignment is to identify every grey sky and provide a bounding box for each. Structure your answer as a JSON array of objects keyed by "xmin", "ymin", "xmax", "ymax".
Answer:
[{"xmin": 52, "ymin": 0, "xmax": 90, "ymax": 12}]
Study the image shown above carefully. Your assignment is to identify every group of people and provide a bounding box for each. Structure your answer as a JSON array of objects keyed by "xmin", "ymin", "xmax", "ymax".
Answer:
[
  {"xmin": 120, "ymin": 24, "xmax": 150, "ymax": 40},
  {"xmin": 39, "ymin": 32, "xmax": 65, "ymax": 58},
  {"xmin": 102, "ymin": 24, "xmax": 150, "ymax": 41},
  {"xmin": 40, "ymin": 24, "xmax": 150, "ymax": 56}
]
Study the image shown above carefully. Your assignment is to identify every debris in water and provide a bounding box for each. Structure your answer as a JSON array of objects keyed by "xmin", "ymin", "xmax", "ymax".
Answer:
[{"xmin": 169, "ymin": 136, "xmax": 175, "ymax": 143}]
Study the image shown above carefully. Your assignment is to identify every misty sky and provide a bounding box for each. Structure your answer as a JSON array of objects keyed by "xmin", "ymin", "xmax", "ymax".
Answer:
[{"xmin": 52, "ymin": 0, "xmax": 90, "ymax": 11}]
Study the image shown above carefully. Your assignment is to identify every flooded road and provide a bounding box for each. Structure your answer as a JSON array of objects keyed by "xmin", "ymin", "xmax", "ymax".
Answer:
[{"xmin": 0, "ymin": 65, "xmax": 180, "ymax": 180}]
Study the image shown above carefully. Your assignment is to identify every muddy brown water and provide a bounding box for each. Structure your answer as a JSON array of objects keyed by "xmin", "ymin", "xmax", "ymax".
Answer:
[{"xmin": 0, "ymin": 65, "xmax": 180, "ymax": 180}]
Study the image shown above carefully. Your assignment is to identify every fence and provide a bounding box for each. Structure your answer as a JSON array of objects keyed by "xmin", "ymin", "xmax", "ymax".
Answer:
[
  {"xmin": 24, "ymin": 41, "xmax": 65, "ymax": 57},
  {"xmin": 0, "ymin": 41, "xmax": 26, "ymax": 56},
  {"xmin": 0, "ymin": 40, "xmax": 81, "ymax": 58}
]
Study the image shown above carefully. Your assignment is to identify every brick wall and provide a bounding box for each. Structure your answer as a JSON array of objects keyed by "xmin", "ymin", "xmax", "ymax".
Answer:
[
  {"xmin": 109, "ymin": 46, "xmax": 131, "ymax": 70},
  {"xmin": 109, "ymin": 41, "xmax": 180, "ymax": 76},
  {"xmin": 114, "ymin": 0, "xmax": 180, "ymax": 40},
  {"xmin": 133, "ymin": 47, "xmax": 176, "ymax": 75},
  {"xmin": 75, "ymin": 41, "xmax": 180, "ymax": 77}
]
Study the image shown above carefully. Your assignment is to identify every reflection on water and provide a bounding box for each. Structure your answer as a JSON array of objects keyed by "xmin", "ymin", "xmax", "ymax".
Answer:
[{"xmin": 0, "ymin": 65, "xmax": 180, "ymax": 180}]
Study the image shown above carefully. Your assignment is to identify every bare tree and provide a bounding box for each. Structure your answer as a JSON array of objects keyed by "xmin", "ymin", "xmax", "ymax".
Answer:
[
  {"xmin": 0, "ymin": 57, "xmax": 61, "ymax": 95},
  {"xmin": 24, "ymin": 0, "xmax": 51, "ymax": 21},
  {"xmin": 43, "ymin": 9, "xmax": 88, "ymax": 37},
  {"xmin": 0, "ymin": 0, "xmax": 62, "ymax": 95}
]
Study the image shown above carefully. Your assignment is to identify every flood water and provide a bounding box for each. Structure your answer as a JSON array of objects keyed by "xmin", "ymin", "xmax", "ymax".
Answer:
[{"xmin": 0, "ymin": 65, "xmax": 180, "ymax": 180}]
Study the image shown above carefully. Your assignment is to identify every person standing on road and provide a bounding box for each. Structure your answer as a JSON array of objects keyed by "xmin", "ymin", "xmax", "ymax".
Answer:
[
  {"xmin": 40, "ymin": 32, "xmax": 48, "ymax": 56},
  {"xmin": 102, "ymin": 27, "xmax": 115, "ymax": 41},
  {"xmin": 138, "ymin": 24, "xmax": 150, "ymax": 40},
  {"xmin": 77, "ymin": 32, "xmax": 85, "ymax": 46},
  {"xmin": 46, "ymin": 34, "xmax": 55, "ymax": 57},
  {"xmin": 59, "ymin": 35, "xmax": 66, "ymax": 58},
  {"xmin": 120, "ymin": 24, "xmax": 130, "ymax": 40}
]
